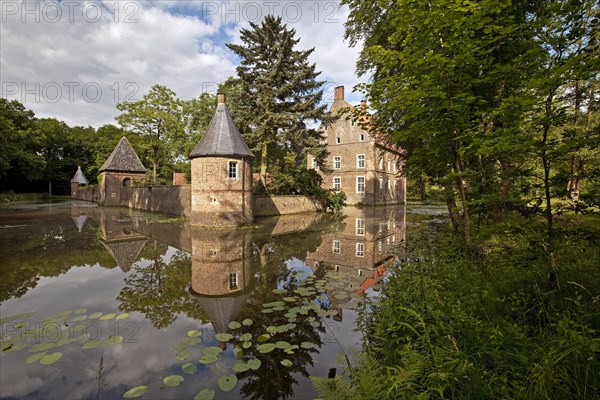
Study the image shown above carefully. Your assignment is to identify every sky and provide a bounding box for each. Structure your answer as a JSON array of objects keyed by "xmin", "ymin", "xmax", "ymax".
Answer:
[{"xmin": 0, "ymin": 0, "xmax": 364, "ymax": 128}]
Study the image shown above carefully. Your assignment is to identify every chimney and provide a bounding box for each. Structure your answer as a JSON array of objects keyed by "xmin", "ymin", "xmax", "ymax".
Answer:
[
  {"xmin": 334, "ymin": 86, "xmax": 344, "ymax": 101},
  {"xmin": 217, "ymin": 93, "xmax": 226, "ymax": 104},
  {"xmin": 360, "ymin": 99, "xmax": 367, "ymax": 111}
]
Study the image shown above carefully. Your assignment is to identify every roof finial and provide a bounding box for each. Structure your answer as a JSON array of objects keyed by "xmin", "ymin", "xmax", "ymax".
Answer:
[{"xmin": 217, "ymin": 93, "xmax": 226, "ymax": 104}]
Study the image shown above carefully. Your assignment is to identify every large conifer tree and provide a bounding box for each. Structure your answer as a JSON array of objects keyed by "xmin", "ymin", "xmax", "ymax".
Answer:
[{"xmin": 227, "ymin": 15, "xmax": 331, "ymax": 188}]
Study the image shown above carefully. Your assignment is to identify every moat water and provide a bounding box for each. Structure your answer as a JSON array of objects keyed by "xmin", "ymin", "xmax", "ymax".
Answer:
[{"xmin": 0, "ymin": 201, "xmax": 447, "ymax": 400}]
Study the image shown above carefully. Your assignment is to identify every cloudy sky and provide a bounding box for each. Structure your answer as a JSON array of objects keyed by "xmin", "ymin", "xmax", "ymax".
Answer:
[{"xmin": 0, "ymin": 0, "xmax": 364, "ymax": 128}]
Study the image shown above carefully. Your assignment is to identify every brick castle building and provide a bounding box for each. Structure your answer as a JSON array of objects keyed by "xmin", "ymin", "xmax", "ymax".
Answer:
[{"xmin": 308, "ymin": 86, "xmax": 406, "ymax": 206}]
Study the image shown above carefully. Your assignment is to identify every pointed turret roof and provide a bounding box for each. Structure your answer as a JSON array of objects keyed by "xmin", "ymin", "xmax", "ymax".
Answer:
[
  {"xmin": 99, "ymin": 137, "xmax": 146, "ymax": 172},
  {"xmin": 102, "ymin": 239, "xmax": 148, "ymax": 272},
  {"xmin": 71, "ymin": 166, "xmax": 89, "ymax": 184},
  {"xmin": 189, "ymin": 94, "xmax": 254, "ymax": 159}
]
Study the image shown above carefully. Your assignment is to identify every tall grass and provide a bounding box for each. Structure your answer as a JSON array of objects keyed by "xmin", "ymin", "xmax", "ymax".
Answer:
[{"xmin": 313, "ymin": 213, "xmax": 600, "ymax": 399}]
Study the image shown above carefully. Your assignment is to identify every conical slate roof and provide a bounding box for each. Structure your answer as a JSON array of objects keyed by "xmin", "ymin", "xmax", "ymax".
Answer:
[
  {"xmin": 99, "ymin": 137, "xmax": 147, "ymax": 172},
  {"xmin": 190, "ymin": 290, "xmax": 251, "ymax": 335},
  {"xmin": 71, "ymin": 166, "xmax": 89, "ymax": 184},
  {"xmin": 189, "ymin": 99, "xmax": 254, "ymax": 159},
  {"xmin": 102, "ymin": 239, "xmax": 148, "ymax": 272}
]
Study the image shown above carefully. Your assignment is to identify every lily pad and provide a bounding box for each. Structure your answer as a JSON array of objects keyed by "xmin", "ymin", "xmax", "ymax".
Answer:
[
  {"xmin": 116, "ymin": 313, "xmax": 129, "ymax": 320},
  {"xmin": 242, "ymin": 341, "xmax": 252, "ymax": 349},
  {"xmin": 247, "ymin": 358, "xmax": 261, "ymax": 370},
  {"xmin": 187, "ymin": 330, "xmax": 202, "ymax": 338},
  {"xmin": 88, "ymin": 312, "xmax": 103, "ymax": 319},
  {"xmin": 228, "ymin": 321, "xmax": 241, "ymax": 329},
  {"xmin": 257, "ymin": 334, "xmax": 270, "ymax": 343},
  {"xmin": 198, "ymin": 354, "xmax": 219, "ymax": 364},
  {"xmin": 0, "ymin": 312, "xmax": 36, "ymax": 324},
  {"xmin": 300, "ymin": 342, "xmax": 315, "ymax": 349},
  {"xmin": 232, "ymin": 361, "xmax": 250, "ymax": 372},
  {"xmin": 215, "ymin": 333, "xmax": 233, "ymax": 342},
  {"xmin": 202, "ymin": 346, "xmax": 224, "ymax": 356},
  {"xmin": 99, "ymin": 313, "xmax": 116, "ymax": 321},
  {"xmin": 242, "ymin": 319, "xmax": 253, "ymax": 326},
  {"xmin": 176, "ymin": 350, "xmax": 192, "ymax": 361},
  {"xmin": 181, "ymin": 362, "xmax": 197, "ymax": 374},
  {"xmin": 163, "ymin": 375, "xmax": 184, "ymax": 387},
  {"xmin": 26, "ymin": 351, "xmax": 47, "ymax": 364},
  {"xmin": 74, "ymin": 308, "xmax": 87, "ymax": 314},
  {"xmin": 257, "ymin": 343, "xmax": 276, "ymax": 353},
  {"xmin": 261, "ymin": 308, "xmax": 273, "ymax": 314},
  {"xmin": 194, "ymin": 389, "xmax": 215, "ymax": 400},
  {"xmin": 283, "ymin": 297, "xmax": 298, "ymax": 302},
  {"xmin": 82, "ymin": 340, "xmax": 103, "ymax": 350},
  {"xmin": 276, "ymin": 341, "xmax": 291, "ymax": 349},
  {"xmin": 106, "ymin": 335, "xmax": 124, "ymax": 345},
  {"xmin": 240, "ymin": 333, "xmax": 252, "ymax": 342},
  {"xmin": 123, "ymin": 386, "xmax": 149, "ymax": 398},
  {"xmin": 280, "ymin": 359, "xmax": 293, "ymax": 367},
  {"xmin": 72, "ymin": 315, "xmax": 87, "ymax": 322},
  {"xmin": 40, "ymin": 351, "xmax": 62, "ymax": 365},
  {"xmin": 218, "ymin": 375, "xmax": 238, "ymax": 392}
]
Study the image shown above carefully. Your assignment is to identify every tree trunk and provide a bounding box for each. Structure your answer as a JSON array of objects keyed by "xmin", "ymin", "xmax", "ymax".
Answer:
[
  {"xmin": 444, "ymin": 182, "xmax": 461, "ymax": 231},
  {"xmin": 153, "ymin": 162, "xmax": 157, "ymax": 185},
  {"xmin": 48, "ymin": 180, "xmax": 52, "ymax": 196},
  {"xmin": 454, "ymin": 158, "xmax": 472, "ymax": 250},
  {"xmin": 494, "ymin": 157, "xmax": 514, "ymax": 221},
  {"xmin": 260, "ymin": 142, "xmax": 268, "ymax": 189}
]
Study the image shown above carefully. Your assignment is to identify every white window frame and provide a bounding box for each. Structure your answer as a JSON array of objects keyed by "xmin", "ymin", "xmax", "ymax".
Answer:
[
  {"xmin": 388, "ymin": 179, "xmax": 391, "ymax": 190},
  {"xmin": 356, "ymin": 176, "xmax": 365, "ymax": 193},
  {"xmin": 359, "ymin": 133, "xmax": 365, "ymax": 141},
  {"xmin": 335, "ymin": 264, "xmax": 340, "ymax": 272},
  {"xmin": 387, "ymin": 160, "xmax": 391, "ymax": 171},
  {"xmin": 333, "ymin": 176, "xmax": 341, "ymax": 192},
  {"xmin": 379, "ymin": 158, "xmax": 383, "ymax": 170},
  {"xmin": 333, "ymin": 240, "xmax": 341, "ymax": 254},
  {"xmin": 358, "ymin": 269, "xmax": 364, "ymax": 277},
  {"xmin": 379, "ymin": 176, "xmax": 383, "ymax": 189},
  {"xmin": 356, "ymin": 154, "xmax": 365, "ymax": 168},
  {"xmin": 229, "ymin": 272, "xmax": 238, "ymax": 290},
  {"xmin": 333, "ymin": 156, "xmax": 341, "ymax": 170},
  {"xmin": 312, "ymin": 158, "xmax": 318, "ymax": 170},
  {"xmin": 228, "ymin": 161, "xmax": 239, "ymax": 179},
  {"xmin": 356, "ymin": 242, "xmax": 365, "ymax": 257},
  {"xmin": 356, "ymin": 218, "xmax": 365, "ymax": 235}
]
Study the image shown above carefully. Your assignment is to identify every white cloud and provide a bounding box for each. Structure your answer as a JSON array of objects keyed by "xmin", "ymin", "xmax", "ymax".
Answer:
[{"xmin": 0, "ymin": 1, "xmax": 363, "ymax": 127}]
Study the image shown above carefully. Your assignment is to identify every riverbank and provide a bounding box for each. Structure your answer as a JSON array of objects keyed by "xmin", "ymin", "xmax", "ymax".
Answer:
[{"xmin": 313, "ymin": 211, "xmax": 600, "ymax": 399}]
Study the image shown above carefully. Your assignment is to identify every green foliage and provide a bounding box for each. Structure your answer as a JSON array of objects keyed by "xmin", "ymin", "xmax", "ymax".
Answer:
[
  {"xmin": 315, "ymin": 214, "xmax": 600, "ymax": 399},
  {"xmin": 226, "ymin": 15, "xmax": 333, "ymax": 188}
]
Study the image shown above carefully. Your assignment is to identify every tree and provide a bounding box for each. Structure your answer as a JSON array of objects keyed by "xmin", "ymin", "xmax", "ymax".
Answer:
[
  {"xmin": 226, "ymin": 16, "xmax": 333, "ymax": 188},
  {"xmin": 115, "ymin": 85, "xmax": 185, "ymax": 184}
]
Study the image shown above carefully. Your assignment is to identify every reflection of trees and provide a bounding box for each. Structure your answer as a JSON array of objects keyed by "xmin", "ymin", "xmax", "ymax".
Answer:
[
  {"xmin": 228, "ymin": 233, "xmax": 331, "ymax": 400},
  {"xmin": 117, "ymin": 242, "xmax": 205, "ymax": 328},
  {"xmin": 0, "ymin": 220, "xmax": 115, "ymax": 301}
]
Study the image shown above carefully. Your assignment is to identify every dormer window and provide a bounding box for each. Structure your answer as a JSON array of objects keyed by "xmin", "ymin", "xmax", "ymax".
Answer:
[{"xmin": 228, "ymin": 161, "xmax": 239, "ymax": 179}]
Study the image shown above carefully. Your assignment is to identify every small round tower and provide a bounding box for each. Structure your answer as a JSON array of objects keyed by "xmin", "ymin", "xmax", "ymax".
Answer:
[{"xmin": 189, "ymin": 93, "xmax": 254, "ymax": 226}]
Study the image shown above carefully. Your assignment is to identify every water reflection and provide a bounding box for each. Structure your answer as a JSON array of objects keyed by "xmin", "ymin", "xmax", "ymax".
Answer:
[{"xmin": 0, "ymin": 202, "xmax": 408, "ymax": 400}]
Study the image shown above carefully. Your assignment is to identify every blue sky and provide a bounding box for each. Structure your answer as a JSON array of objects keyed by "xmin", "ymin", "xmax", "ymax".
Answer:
[{"xmin": 0, "ymin": 0, "xmax": 365, "ymax": 127}]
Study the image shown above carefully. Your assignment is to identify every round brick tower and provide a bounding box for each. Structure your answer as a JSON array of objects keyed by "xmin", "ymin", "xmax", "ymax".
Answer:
[{"xmin": 189, "ymin": 93, "xmax": 254, "ymax": 226}]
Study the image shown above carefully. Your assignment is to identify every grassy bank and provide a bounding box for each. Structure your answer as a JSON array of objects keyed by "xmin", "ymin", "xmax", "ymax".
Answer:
[
  {"xmin": 0, "ymin": 192, "xmax": 70, "ymax": 203},
  {"xmin": 313, "ymin": 213, "xmax": 600, "ymax": 399}
]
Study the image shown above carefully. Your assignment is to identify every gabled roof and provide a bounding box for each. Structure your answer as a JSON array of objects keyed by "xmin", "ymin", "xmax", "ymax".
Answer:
[
  {"xmin": 99, "ymin": 137, "xmax": 146, "ymax": 173},
  {"xmin": 189, "ymin": 101, "xmax": 254, "ymax": 159},
  {"xmin": 71, "ymin": 166, "xmax": 89, "ymax": 184}
]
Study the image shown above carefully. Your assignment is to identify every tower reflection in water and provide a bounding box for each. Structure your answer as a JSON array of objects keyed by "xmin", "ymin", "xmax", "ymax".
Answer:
[{"xmin": 189, "ymin": 229, "xmax": 254, "ymax": 348}]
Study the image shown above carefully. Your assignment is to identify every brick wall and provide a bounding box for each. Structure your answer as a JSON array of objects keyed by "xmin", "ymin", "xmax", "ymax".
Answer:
[
  {"xmin": 72, "ymin": 186, "xmax": 100, "ymax": 202},
  {"xmin": 253, "ymin": 195, "xmax": 324, "ymax": 217},
  {"xmin": 120, "ymin": 185, "xmax": 191, "ymax": 217}
]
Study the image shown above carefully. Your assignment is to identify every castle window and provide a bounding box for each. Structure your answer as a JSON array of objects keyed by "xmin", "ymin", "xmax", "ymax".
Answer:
[
  {"xmin": 336, "ymin": 135, "xmax": 341, "ymax": 144},
  {"xmin": 228, "ymin": 161, "xmax": 238, "ymax": 179},
  {"xmin": 379, "ymin": 158, "xmax": 383, "ymax": 170},
  {"xmin": 388, "ymin": 179, "xmax": 391, "ymax": 189},
  {"xmin": 333, "ymin": 240, "xmax": 341, "ymax": 254},
  {"xmin": 358, "ymin": 269, "xmax": 364, "ymax": 277},
  {"xmin": 123, "ymin": 178, "xmax": 131, "ymax": 187},
  {"xmin": 379, "ymin": 176, "xmax": 383, "ymax": 189},
  {"xmin": 387, "ymin": 160, "xmax": 391, "ymax": 171},
  {"xmin": 333, "ymin": 177, "xmax": 341, "ymax": 192},
  {"xmin": 356, "ymin": 176, "xmax": 365, "ymax": 193},
  {"xmin": 359, "ymin": 133, "xmax": 365, "ymax": 141},
  {"xmin": 312, "ymin": 158, "xmax": 318, "ymax": 170},
  {"xmin": 357, "ymin": 154, "xmax": 365, "ymax": 168},
  {"xmin": 356, "ymin": 218, "xmax": 365, "ymax": 235},
  {"xmin": 229, "ymin": 273, "xmax": 238, "ymax": 290},
  {"xmin": 335, "ymin": 264, "xmax": 340, "ymax": 272},
  {"xmin": 356, "ymin": 243, "xmax": 365, "ymax": 257},
  {"xmin": 394, "ymin": 162, "xmax": 397, "ymax": 173},
  {"xmin": 333, "ymin": 156, "xmax": 341, "ymax": 170}
]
